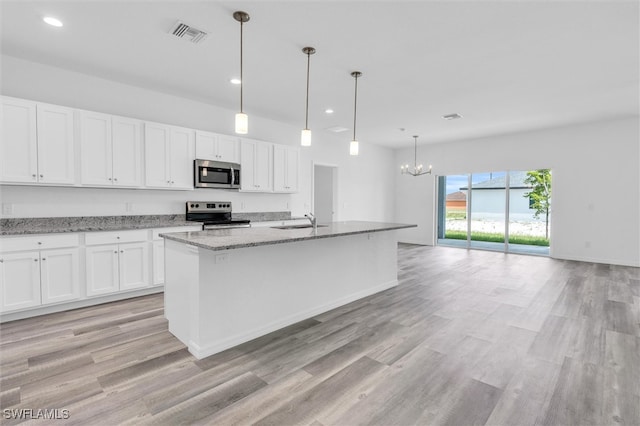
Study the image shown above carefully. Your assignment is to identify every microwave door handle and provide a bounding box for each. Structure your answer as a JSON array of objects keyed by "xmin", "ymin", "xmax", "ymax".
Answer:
[{"xmin": 230, "ymin": 167, "xmax": 235, "ymax": 187}]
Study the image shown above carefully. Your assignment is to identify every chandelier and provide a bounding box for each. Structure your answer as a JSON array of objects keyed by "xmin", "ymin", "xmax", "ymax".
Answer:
[{"xmin": 401, "ymin": 135, "xmax": 432, "ymax": 176}]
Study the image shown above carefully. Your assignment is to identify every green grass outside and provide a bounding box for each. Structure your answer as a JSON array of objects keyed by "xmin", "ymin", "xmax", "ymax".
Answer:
[
  {"xmin": 446, "ymin": 212, "xmax": 467, "ymax": 220},
  {"xmin": 444, "ymin": 230, "xmax": 550, "ymax": 246}
]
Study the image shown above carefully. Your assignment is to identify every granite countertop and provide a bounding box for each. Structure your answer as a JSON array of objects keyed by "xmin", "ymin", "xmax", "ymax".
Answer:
[
  {"xmin": 0, "ymin": 211, "xmax": 295, "ymax": 236},
  {"xmin": 161, "ymin": 221, "xmax": 417, "ymax": 252},
  {"xmin": 0, "ymin": 215, "xmax": 201, "ymax": 236}
]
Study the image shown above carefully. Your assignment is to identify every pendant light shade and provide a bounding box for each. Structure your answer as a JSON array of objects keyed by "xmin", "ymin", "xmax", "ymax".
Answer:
[
  {"xmin": 401, "ymin": 135, "xmax": 432, "ymax": 176},
  {"xmin": 233, "ymin": 11, "xmax": 250, "ymax": 135},
  {"xmin": 350, "ymin": 71, "xmax": 362, "ymax": 156},
  {"xmin": 235, "ymin": 112, "xmax": 248, "ymax": 134},
  {"xmin": 301, "ymin": 47, "xmax": 316, "ymax": 146}
]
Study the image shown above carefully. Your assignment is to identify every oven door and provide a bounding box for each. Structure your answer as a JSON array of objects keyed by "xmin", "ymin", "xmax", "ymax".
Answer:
[{"xmin": 194, "ymin": 160, "xmax": 240, "ymax": 189}]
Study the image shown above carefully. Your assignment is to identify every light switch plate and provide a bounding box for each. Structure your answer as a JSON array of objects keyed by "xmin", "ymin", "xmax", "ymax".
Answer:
[{"xmin": 2, "ymin": 204, "xmax": 13, "ymax": 215}]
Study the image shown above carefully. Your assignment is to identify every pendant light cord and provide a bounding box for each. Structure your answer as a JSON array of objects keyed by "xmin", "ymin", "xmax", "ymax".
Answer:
[
  {"xmin": 305, "ymin": 51, "xmax": 310, "ymax": 129},
  {"xmin": 240, "ymin": 20, "xmax": 244, "ymax": 113},
  {"xmin": 352, "ymin": 74, "xmax": 359, "ymax": 141}
]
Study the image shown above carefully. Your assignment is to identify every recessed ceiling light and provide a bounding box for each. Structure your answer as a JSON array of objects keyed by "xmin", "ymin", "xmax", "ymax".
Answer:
[
  {"xmin": 442, "ymin": 113, "xmax": 463, "ymax": 120},
  {"xmin": 43, "ymin": 16, "xmax": 63, "ymax": 27},
  {"xmin": 230, "ymin": 78, "xmax": 241, "ymax": 85},
  {"xmin": 324, "ymin": 108, "xmax": 334, "ymax": 114}
]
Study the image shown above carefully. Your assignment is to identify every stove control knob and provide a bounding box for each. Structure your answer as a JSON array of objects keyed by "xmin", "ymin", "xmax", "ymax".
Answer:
[
  {"xmin": 190, "ymin": 204, "xmax": 194, "ymax": 208},
  {"xmin": 196, "ymin": 204, "xmax": 200, "ymax": 208}
]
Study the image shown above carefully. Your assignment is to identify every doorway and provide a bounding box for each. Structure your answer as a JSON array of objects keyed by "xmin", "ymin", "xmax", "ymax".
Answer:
[{"xmin": 313, "ymin": 164, "xmax": 338, "ymax": 224}]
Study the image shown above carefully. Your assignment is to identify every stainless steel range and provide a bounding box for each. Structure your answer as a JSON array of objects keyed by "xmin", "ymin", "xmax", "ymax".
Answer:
[{"xmin": 186, "ymin": 202, "xmax": 251, "ymax": 229}]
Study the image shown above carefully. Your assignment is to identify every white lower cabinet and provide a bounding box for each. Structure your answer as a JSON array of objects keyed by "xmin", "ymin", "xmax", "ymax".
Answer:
[
  {"xmin": 0, "ymin": 236, "xmax": 80, "ymax": 313},
  {"xmin": 85, "ymin": 231, "xmax": 149, "ymax": 297},
  {"xmin": 40, "ymin": 248, "xmax": 80, "ymax": 305},
  {"xmin": 0, "ymin": 226, "xmax": 199, "ymax": 318},
  {"xmin": 0, "ymin": 251, "xmax": 42, "ymax": 312}
]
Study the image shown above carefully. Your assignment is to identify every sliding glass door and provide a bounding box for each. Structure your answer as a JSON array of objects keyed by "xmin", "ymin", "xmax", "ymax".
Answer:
[{"xmin": 437, "ymin": 170, "xmax": 551, "ymax": 256}]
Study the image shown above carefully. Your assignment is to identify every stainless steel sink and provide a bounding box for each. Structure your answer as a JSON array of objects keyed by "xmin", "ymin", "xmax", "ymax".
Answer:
[{"xmin": 271, "ymin": 224, "xmax": 328, "ymax": 230}]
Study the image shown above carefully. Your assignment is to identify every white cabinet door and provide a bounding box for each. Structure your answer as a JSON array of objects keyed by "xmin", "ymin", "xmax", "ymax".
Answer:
[
  {"xmin": 255, "ymin": 142, "xmax": 273, "ymax": 192},
  {"xmin": 36, "ymin": 103, "xmax": 75, "ymax": 185},
  {"xmin": 152, "ymin": 240, "xmax": 164, "ymax": 285},
  {"xmin": 273, "ymin": 145, "xmax": 299, "ymax": 193},
  {"xmin": 195, "ymin": 131, "xmax": 218, "ymax": 161},
  {"xmin": 240, "ymin": 139, "xmax": 257, "ymax": 191},
  {"xmin": 217, "ymin": 135, "xmax": 240, "ymax": 163},
  {"xmin": 169, "ymin": 126, "xmax": 194, "ymax": 189},
  {"xmin": 40, "ymin": 248, "xmax": 80, "ymax": 304},
  {"xmin": 0, "ymin": 97, "xmax": 38, "ymax": 183},
  {"xmin": 285, "ymin": 147, "xmax": 299, "ymax": 192},
  {"xmin": 80, "ymin": 111, "xmax": 113, "ymax": 186},
  {"xmin": 119, "ymin": 242, "xmax": 149, "ymax": 291},
  {"xmin": 112, "ymin": 116, "xmax": 143, "ymax": 187},
  {"xmin": 86, "ymin": 245, "xmax": 120, "ymax": 296},
  {"xmin": 144, "ymin": 123, "xmax": 170, "ymax": 188},
  {"xmin": 0, "ymin": 251, "xmax": 41, "ymax": 312},
  {"xmin": 240, "ymin": 139, "xmax": 272, "ymax": 192}
]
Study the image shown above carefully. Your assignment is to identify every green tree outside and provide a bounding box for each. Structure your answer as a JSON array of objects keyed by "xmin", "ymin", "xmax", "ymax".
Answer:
[{"xmin": 524, "ymin": 169, "xmax": 551, "ymax": 239}]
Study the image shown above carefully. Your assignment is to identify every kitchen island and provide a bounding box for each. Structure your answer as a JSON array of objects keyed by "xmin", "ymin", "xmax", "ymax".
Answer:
[{"xmin": 161, "ymin": 221, "xmax": 416, "ymax": 359}]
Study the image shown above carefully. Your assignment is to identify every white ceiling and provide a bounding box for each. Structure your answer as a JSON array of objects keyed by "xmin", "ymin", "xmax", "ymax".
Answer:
[{"xmin": 1, "ymin": 1, "xmax": 638, "ymax": 148}]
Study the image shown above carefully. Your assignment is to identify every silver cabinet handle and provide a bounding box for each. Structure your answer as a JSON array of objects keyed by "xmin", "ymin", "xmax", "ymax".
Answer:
[
  {"xmin": 0, "ymin": 259, "xmax": 4, "ymax": 263},
  {"xmin": 114, "ymin": 251, "xmax": 118, "ymax": 254},
  {"xmin": 120, "ymin": 250, "xmax": 124, "ymax": 253},
  {"xmin": 113, "ymin": 178, "xmax": 118, "ymax": 182},
  {"xmin": 32, "ymin": 174, "xmax": 36, "ymax": 178},
  {"xmin": 116, "ymin": 236, "xmax": 120, "ymax": 239},
  {"xmin": 40, "ymin": 174, "xmax": 43, "ymax": 178},
  {"xmin": 108, "ymin": 177, "xmax": 112, "ymax": 181},
  {"xmin": 41, "ymin": 258, "xmax": 46, "ymax": 261},
  {"xmin": 37, "ymin": 242, "xmax": 42, "ymax": 245},
  {"xmin": 34, "ymin": 258, "xmax": 38, "ymax": 262}
]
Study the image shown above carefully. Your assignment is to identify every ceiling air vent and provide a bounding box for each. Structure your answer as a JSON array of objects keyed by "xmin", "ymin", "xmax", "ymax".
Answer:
[
  {"xmin": 170, "ymin": 21, "xmax": 208, "ymax": 44},
  {"xmin": 442, "ymin": 113, "xmax": 463, "ymax": 120}
]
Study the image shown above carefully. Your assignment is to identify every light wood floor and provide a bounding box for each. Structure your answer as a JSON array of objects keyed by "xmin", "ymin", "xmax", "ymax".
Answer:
[{"xmin": 1, "ymin": 245, "xmax": 639, "ymax": 425}]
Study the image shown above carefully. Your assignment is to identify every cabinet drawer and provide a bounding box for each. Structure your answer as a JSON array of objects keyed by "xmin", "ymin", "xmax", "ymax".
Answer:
[
  {"xmin": 85, "ymin": 229, "xmax": 149, "ymax": 246},
  {"xmin": 1, "ymin": 234, "xmax": 80, "ymax": 252},
  {"xmin": 152, "ymin": 226, "xmax": 202, "ymax": 240}
]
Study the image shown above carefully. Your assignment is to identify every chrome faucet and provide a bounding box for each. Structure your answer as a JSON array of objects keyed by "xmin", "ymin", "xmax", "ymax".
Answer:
[{"xmin": 304, "ymin": 213, "xmax": 317, "ymax": 229}]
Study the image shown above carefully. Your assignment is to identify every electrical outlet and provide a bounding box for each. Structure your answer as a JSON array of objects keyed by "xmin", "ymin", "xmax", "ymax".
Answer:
[
  {"xmin": 125, "ymin": 202, "xmax": 134, "ymax": 213},
  {"xmin": 215, "ymin": 253, "xmax": 230, "ymax": 264},
  {"xmin": 2, "ymin": 204, "xmax": 13, "ymax": 215}
]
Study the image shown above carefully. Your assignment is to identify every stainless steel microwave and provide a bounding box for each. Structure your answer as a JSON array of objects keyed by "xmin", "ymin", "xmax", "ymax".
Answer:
[{"xmin": 194, "ymin": 159, "xmax": 240, "ymax": 189}]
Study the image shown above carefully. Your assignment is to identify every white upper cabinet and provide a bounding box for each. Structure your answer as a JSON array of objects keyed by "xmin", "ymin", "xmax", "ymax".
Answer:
[
  {"xmin": 240, "ymin": 138, "xmax": 273, "ymax": 192},
  {"xmin": 0, "ymin": 97, "xmax": 75, "ymax": 185},
  {"xmin": 35, "ymin": 103, "xmax": 75, "ymax": 185},
  {"xmin": 273, "ymin": 145, "xmax": 299, "ymax": 193},
  {"xmin": 0, "ymin": 97, "xmax": 38, "ymax": 183},
  {"xmin": 144, "ymin": 122, "xmax": 194, "ymax": 189},
  {"xmin": 195, "ymin": 131, "xmax": 240, "ymax": 163},
  {"xmin": 80, "ymin": 111, "xmax": 143, "ymax": 187},
  {"xmin": 80, "ymin": 111, "xmax": 112, "ymax": 186},
  {"xmin": 112, "ymin": 116, "xmax": 143, "ymax": 187}
]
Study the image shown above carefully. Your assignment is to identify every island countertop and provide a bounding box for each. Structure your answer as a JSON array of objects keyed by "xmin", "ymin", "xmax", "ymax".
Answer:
[{"xmin": 161, "ymin": 220, "xmax": 416, "ymax": 251}]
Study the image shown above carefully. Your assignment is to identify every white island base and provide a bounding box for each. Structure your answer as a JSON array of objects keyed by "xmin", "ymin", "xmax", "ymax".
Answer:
[{"xmin": 164, "ymin": 229, "xmax": 399, "ymax": 359}]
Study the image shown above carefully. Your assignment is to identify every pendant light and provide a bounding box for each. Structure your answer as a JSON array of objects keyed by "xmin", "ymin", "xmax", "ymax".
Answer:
[
  {"xmin": 301, "ymin": 47, "xmax": 316, "ymax": 146},
  {"xmin": 401, "ymin": 135, "xmax": 432, "ymax": 176},
  {"xmin": 233, "ymin": 11, "xmax": 250, "ymax": 134},
  {"xmin": 350, "ymin": 71, "xmax": 362, "ymax": 156}
]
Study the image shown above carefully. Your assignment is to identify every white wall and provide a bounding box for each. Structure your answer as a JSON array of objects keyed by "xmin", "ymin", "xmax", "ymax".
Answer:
[
  {"xmin": 0, "ymin": 55, "xmax": 396, "ymax": 222},
  {"xmin": 395, "ymin": 117, "xmax": 640, "ymax": 267}
]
